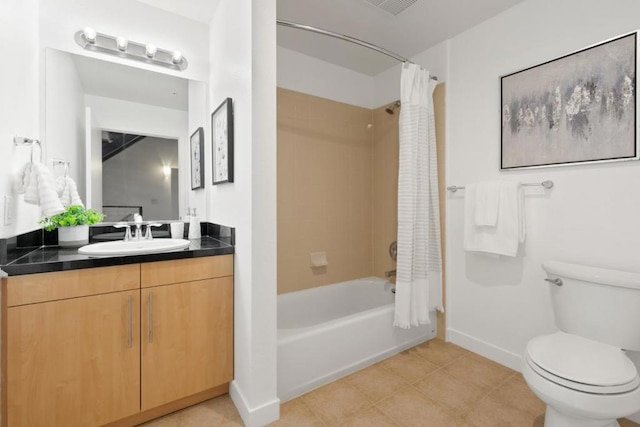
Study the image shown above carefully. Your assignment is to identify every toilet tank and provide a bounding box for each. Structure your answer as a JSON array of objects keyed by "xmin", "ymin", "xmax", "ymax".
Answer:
[{"xmin": 542, "ymin": 261, "xmax": 640, "ymax": 351}]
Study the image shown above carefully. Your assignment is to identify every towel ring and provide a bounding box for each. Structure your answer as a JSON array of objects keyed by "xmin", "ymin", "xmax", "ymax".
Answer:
[
  {"xmin": 52, "ymin": 159, "xmax": 70, "ymax": 177},
  {"xmin": 14, "ymin": 137, "xmax": 41, "ymax": 163}
]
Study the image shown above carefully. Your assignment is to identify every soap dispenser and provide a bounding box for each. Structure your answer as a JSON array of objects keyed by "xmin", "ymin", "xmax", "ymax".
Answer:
[{"xmin": 188, "ymin": 208, "xmax": 201, "ymax": 239}]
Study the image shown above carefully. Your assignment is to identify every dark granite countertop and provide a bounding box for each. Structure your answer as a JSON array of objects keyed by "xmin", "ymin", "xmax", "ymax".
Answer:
[{"xmin": 0, "ymin": 223, "xmax": 234, "ymax": 276}]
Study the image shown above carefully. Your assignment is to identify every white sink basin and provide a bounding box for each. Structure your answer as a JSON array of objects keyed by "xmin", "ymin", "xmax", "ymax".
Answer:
[{"xmin": 78, "ymin": 239, "xmax": 191, "ymax": 256}]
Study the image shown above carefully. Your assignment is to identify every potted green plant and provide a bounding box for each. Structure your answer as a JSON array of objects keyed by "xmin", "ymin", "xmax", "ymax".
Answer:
[{"xmin": 39, "ymin": 205, "xmax": 104, "ymax": 247}]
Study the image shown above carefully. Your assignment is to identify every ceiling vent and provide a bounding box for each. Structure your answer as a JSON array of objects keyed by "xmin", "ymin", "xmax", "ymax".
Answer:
[{"xmin": 363, "ymin": 0, "xmax": 418, "ymax": 16}]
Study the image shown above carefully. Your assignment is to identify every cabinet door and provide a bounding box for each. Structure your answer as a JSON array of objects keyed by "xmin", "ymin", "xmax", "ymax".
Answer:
[
  {"xmin": 141, "ymin": 277, "xmax": 233, "ymax": 410},
  {"xmin": 7, "ymin": 291, "xmax": 140, "ymax": 427}
]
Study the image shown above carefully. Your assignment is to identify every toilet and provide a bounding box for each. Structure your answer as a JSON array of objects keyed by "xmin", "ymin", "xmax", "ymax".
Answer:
[{"xmin": 523, "ymin": 261, "xmax": 640, "ymax": 427}]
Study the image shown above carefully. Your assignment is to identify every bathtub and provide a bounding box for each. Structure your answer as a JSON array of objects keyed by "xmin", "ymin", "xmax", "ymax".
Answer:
[{"xmin": 277, "ymin": 276, "xmax": 436, "ymax": 401}]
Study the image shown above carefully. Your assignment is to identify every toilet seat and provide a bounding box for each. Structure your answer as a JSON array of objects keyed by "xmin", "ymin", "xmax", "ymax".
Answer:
[{"xmin": 526, "ymin": 331, "xmax": 640, "ymax": 395}]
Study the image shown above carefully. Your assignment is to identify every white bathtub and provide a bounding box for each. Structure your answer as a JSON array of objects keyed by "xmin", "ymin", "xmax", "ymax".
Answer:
[{"xmin": 277, "ymin": 276, "xmax": 436, "ymax": 401}]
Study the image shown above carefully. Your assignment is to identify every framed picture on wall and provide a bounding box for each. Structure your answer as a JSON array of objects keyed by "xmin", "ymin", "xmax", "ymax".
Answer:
[
  {"xmin": 211, "ymin": 97, "xmax": 234, "ymax": 184},
  {"xmin": 190, "ymin": 127, "xmax": 204, "ymax": 190},
  {"xmin": 501, "ymin": 32, "xmax": 637, "ymax": 169}
]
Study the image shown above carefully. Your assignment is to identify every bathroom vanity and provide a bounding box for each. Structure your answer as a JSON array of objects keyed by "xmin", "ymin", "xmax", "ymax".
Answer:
[{"xmin": 0, "ymin": 228, "xmax": 234, "ymax": 427}]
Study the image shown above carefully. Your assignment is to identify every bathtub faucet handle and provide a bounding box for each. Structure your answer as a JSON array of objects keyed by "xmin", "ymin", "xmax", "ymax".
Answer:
[{"xmin": 385, "ymin": 270, "xmax": 396, "ymax": 278}]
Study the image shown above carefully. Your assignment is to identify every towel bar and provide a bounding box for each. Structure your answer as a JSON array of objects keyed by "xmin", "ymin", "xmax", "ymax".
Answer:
[{"xmin": 447, "ymin": 180, "xmax": 553, "ymax": 193}]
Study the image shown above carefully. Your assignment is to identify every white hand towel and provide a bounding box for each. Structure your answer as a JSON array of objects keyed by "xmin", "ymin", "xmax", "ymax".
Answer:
[
  {"xmin": 464, "ymin": 181, "xmax": 524, "ymax": 257},
  {"xmin": 474, "ymin": 181, "xmax": 501, "ymax": 226},
  {"xmin": 15, "ymin": 162, "xmax": 65, "ymax": 217},
  {"xmin": 56, "ymin": 176, "xmax": 84, "ymax": 207}
]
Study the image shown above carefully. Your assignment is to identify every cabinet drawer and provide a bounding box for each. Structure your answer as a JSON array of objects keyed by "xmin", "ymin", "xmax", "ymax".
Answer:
[
  {"xmin": 5, "ymin": 264, "xmax": 140, "ymax": 306},
  {"xmin": 141, "ymin": 255, "xmax": 233, "ymax": 288}
]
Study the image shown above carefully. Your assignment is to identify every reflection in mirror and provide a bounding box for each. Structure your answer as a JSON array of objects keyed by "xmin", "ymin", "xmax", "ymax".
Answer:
[
  {"xmin": 44, "ymin": 48, "xmax": 202, "ymax": 221},
  {"xmin": 101, "ymin": 132, "xmax": 178, "ymax": 222}
]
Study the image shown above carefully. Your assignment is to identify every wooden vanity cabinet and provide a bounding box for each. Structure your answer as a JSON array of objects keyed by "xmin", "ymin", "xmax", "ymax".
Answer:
[
  {"xmin": 3, "ymin": 265, "xmax": 141, "ymax": 427},
  {"xmin": 140, "ymin": 256, "xmax": 234, "ymax": 410},
  {"xmin": 1, "ymin": 255, "xmax": 234, "ymax": 427}
]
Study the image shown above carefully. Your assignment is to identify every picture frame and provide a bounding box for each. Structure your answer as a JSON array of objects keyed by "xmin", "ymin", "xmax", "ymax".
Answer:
[
  {"xmin": 501, "ymin": 32, "xmax": 637, "ymax": 170},
  {"xmin": 190, "ymin": 127, "xmax": 204, "ymax": 190},
  {"xmin": 211, "ymin": 97, "xmax": 234, "ymax": 184}
]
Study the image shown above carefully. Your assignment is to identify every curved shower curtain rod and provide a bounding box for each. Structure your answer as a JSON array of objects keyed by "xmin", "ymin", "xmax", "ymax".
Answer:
[{"xmin": 276, "ymin": 19, "xmax": 438, "ymax": 81}]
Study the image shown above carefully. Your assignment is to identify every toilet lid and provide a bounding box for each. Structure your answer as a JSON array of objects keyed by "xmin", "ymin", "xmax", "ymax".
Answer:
[{"xmin": 527, "ymin": 332, "xmax": 638, "ymax": 388}]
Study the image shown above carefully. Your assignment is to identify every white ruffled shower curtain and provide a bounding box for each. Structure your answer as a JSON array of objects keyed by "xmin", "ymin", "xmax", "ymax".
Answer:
[{"xmin": 393, "ymin": 63, "xmax": 443, "ymax": 329}]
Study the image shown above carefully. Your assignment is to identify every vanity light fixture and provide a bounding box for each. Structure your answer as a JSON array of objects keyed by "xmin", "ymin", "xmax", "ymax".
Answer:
[
  {"xmin": 74, "ymin": 28, "xmax": 188, "ymax": 71},
  {"xmin": 171, "ymin": 51, "xmax": 183, "ymax": 65},
  {"xmin": 83, "ymin": 27, "xmax": 97, "ymax": 44},
  {"xmin": 145, "ymin": 43, "xmax": 157, "ymax": 58},
  {"xmin": 116, "ymin": 36, "xmax": 128, "ymax": 52}
]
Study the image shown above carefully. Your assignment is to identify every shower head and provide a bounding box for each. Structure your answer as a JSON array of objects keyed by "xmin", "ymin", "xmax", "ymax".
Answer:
[{"xmin": 385, "ymin": 100, "xmax": 401, "ymax": 114}]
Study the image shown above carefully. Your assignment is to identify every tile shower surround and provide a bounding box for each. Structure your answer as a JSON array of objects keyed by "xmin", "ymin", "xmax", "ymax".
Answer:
[{"xmin": 277, "ymin": 86, "xmax": 446, "ymax": 300}]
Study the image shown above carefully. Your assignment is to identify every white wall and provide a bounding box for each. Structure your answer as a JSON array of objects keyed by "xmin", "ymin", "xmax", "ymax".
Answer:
[
  {"xmin": 187, "ymin": 80, "xmax": 209, "ymax": 220},
  {"xmin": 278, "ymin": 46, "xmax": 375, "ymax": 108},
  {"xmin": 84, "ymin": 95, "xmax": 188, "ymax": 219},
  {"xmin": 209, "ymin": 0, "xmax": 278, "ymax": 425},
  {"xmin": 0, "ymin": 0, "xmax": 41, "ymax": 239},
  {"xmin": 45, "ymin": 49, "xmax": 86, "ymax": 201},
  {"xmin": 445, "ymin": 0, "xmax": 640, "ymax": 372}
]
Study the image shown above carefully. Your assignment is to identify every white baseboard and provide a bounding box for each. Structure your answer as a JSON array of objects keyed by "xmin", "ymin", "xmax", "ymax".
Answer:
[
  {"xmin": 230, "ymin": 381, "xmax": 280, "ymax": 427},
  {"xmin": 627, "ymin": 412, "xmax": 640, "ymax": 423},
  {"xmin": 447, "ymin": 328, "xmax": 523, "ymax": 372}
]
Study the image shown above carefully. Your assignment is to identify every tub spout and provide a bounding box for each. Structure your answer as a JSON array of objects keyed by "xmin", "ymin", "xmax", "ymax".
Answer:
[{"xmin": 385, "ymin": 270, "xmax": 396, "ymax": 278}]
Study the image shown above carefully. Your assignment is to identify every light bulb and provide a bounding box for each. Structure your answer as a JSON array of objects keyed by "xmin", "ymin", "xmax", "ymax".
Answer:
[
  {"xmin": 162, "ymin": 165, "xmax": 171, "ymax": 180},
  {"xmin": 83, "ymin": 27, "xmax": 96, "ymax": 44},
  {"xmin": 116, "ymin": 36, "xmax": 128, "ymax": 51},
  {"xmin": 145, "ymin": 43, "xmax": 157, "ymax": 58},
  {"xmin": 171, "ymin": 51, "xmax": 183, "ymax": 64}
]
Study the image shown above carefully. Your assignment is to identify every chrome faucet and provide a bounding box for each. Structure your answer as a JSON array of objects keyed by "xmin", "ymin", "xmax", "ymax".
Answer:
[
  {"xmin": 115, "ymin": 215, "xmax": 163, "ymax": 241},
  {"xmin": 144, "ymin": 223, "xmax": 163, "ymax": 240},
  {"xmin": 133, "ymin": 213, "xmax": 143, "ymax": 240},
  {"xmin": 114, "ymin": 222, "xmax": 133, "ymax": 241}
]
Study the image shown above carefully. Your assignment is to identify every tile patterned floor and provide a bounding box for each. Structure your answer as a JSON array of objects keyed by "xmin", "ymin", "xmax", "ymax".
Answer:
[{"xmin": 140, "ymin": 339, "xmax": 640, "ymax": 427}]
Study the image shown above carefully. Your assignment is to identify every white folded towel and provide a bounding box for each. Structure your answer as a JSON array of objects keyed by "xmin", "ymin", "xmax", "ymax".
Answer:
[
  {"xmin": 56, "ymin": 176, "xmax": 84, "ymax": 207},
  {"xmin": 474, "ymin": 181, "xmax": 501, "ymax": 226},
  {"xmin": 15, "ymin": 162, "xmax": 65, "ymax": 217},
  {"xmin": 464, "ymin": 181, "xmax": 525, "ymax": 257}
]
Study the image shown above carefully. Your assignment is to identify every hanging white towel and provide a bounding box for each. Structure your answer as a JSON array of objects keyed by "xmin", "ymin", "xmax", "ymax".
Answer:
[
  {"xmin": 56, "ymin": 176, "xmax": 84, "ymax": 207},
  {"xmin": 464, "ymin": 181, "xmax": 525, "ymax": 257},
  {"xmin": 394, "ymin": 63, "xmax": 442, "ymax": 329},
  {"xmin": 474, "ymin": 181, "xmax": 501, "ymax": 226},
  {"xmin": 15, "ymin": 162, "xmax": 65, "ymax": 217}
]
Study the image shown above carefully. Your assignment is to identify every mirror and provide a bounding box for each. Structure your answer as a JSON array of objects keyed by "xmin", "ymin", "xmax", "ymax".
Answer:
[{"xmin": 44, "ymin": 48, "xmax": 205, "ymax": 221}]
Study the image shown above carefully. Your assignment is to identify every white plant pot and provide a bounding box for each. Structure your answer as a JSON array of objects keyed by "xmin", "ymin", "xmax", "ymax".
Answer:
[{"xmin": 58, "ymin": 225, "xmax": 89, "ymax": 248}]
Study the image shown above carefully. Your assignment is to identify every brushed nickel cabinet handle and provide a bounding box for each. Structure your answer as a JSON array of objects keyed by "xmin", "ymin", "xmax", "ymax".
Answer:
[
  {"xmin": 148, "ymin": 292, "xmax": 154, "ymax": 343},
  {"xmin": 127, "ymin": 295, "xmax": 133, "ymax": 348}
]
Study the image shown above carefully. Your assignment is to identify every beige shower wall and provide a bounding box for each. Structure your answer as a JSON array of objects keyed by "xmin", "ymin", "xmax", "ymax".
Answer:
[
  {"xmin": 277, "ymin": 88, "xmax": 374, "ymax": 294},
  {"xmin": 372, "ymin": 103, "xmax": 400, "ymax": 279},
  {"xmin": 277, "ymin": 86, "xmax": 446, "ymax": 308}
]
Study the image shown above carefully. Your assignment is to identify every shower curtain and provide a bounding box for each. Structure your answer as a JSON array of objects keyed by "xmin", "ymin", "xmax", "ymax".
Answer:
[{"xmin": 394, "ymin": 63, "xmax": 443, "ymax": 329}]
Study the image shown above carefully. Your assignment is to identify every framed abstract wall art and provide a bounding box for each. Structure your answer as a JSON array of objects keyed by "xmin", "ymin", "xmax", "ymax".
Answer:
[
  {"xmin": 211, "ymin": 97, "xmax": 234, "ymax": 184},
  {"xmin": 190, "ymin": 127, "xmax": 204, "ymax": 190},
  {"xmin": 501, "ymin": 32, "xmax": 637, "ymax": 169}
]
